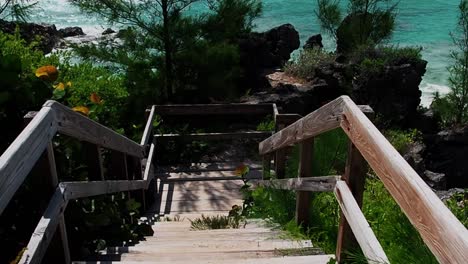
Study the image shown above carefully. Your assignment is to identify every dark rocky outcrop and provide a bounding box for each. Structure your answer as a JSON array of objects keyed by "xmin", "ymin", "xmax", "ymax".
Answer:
[
  {"xmin": 0, "ymin": 19, "xmax": 59, "ymax": 54},
  {"xmin": 239, "ymin": 24, "xmax": 300, "ymax": 89},
  {"xmin": 303, "ymin": 34, "xmax": 323, "ymax": 50},
  {"xmin": 424, "ymin": 126, "xmax": 468, "ymax": 189},
  {"xmin": 102, "ymin": 28, "xmax": 116, "ymax": 35},
  {"xmin": 58, "ymin": 26, "xmax": 85, "ymax": 38},
  {"xmin": 350, "ymin": 60, "xmax": 427, "ymax": 127}
]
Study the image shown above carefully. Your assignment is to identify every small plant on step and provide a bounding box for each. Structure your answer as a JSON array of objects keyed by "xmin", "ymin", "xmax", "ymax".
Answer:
[
  {"xmin": 235, "ymin": 164, "xmax": 255, "ymax": 215},
  {"xmin": 190, "ymin": 214, "xmax": 243, "ymax": 230}
]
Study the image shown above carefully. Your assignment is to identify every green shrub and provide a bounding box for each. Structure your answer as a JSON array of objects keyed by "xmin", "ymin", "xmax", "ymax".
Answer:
[
  {"xmin": 354, "ymin": 46, "xmax": 423, "ymax": 75},
  {"xmin": 384, "ymin": 129, "xmax": 421, "ymax": 154},
  {"xmin": 445, "ymin": 190, "xmax": 468, "ymax": 228},
  {"xmin": 284, "ymin": 49, "xmax": 336, "ymax": 80},
  {"xmin": 257, "ymin": 115, "xmax": 275, "ymax": 131},
  {"xmin": 190, "ymin": 214, "xmax": 243, "ymax": 230}
]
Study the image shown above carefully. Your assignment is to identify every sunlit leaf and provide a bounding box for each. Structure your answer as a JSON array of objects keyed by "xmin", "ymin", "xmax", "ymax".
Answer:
[
  {"xmin": 35, "ymin": 65, "xmax": 58, "ymax": 82},
  {"xmin": 90, "ymin": 92, "xmax": 103, "ymax": 104},
  {"xmin": 53, "ymin": 82, "xmax": 65, "ymax": 91},
  {"xmin": 234, "ymin": 164, "xmax": 250, "ymax": 176},
  {"xmin": 72, "ymin": 106, "xmax": 90, "ymax": 116}
]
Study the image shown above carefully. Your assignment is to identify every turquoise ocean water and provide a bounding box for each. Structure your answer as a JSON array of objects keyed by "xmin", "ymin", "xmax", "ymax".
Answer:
[{"xmin": 29, "ymin": 0, "xmax": 460, "ymax": 106}]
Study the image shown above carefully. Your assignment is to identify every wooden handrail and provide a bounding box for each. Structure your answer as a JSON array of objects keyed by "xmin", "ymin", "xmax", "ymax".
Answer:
[{"xmin": 258, "ymin": 95, "xmax": 468, "ymax": 263}]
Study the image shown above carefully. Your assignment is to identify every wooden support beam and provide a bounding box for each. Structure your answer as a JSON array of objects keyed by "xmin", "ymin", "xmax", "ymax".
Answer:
[
  {"xmin": 275, "ymin": 123, "xmax": 286, "ymax": 179},
  {"xmin": 340, "ymin": 96, "xmax": 468, "ymax": 263},
  {"xmin": 334, "ymin": 181, "xmax": 389, "ymax": 264},
  {"xmin": 154, "ymin": 103, "xmax": 274, "ymax": 116},
  {"xmin": 19, "ymin": 188, "xmax": 68, "ymax": 264},
  {"xmin": 155, "ymin": 131, "xmax": 272, "ymax": 141},
  {"xmin": 296, "ymin": 138, "xmax": 314, "ymax": 226},
  {"xmin": 61, "ymin": 180, "xmax": 147, "ymax": 200},
  {"xmin": 84, "ymin": 143, "xmax": 105, "ymax": 181},
  {"xmin": 336, "ymin": 142, "xmax": 367, "ymax": 263},
  {"xmin": 253, "ymin": 176, "xmax": 339, "ymax": 192},
  {"xmin": 141, "ymin": 106, "xmax": 156, "ymax": 146},
  {"xmin": 45, "ymin": 101, "xmax": 145, "ymax": 158}
]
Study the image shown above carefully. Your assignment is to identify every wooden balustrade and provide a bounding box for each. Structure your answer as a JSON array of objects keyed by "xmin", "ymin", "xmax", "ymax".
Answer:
[
  {"xmin": 258, "ymin": 96, "xmax": 468, "ymax": 264},
  {"xmin": 0, "ymin": 101, "xmax": 157, "ymax": 264}
]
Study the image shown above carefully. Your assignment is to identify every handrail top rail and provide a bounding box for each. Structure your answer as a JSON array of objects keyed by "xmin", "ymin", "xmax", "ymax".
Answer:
[{"xmin": 258, "ymin": 95, "xmax": 468, "ymax": 263}]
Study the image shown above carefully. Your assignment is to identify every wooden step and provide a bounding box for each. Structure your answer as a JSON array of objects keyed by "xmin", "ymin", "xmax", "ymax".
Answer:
[
  {"xmin": 73, "ymin": 254, "xmax": 335, "ymax": 264},
  {"xmin": 157, "ymin": 180, "xmax": 244, "ymax": 191},
  {"xmin": 157, "ymin": 170, "xmax": 262, "ymax": 182},
  {"xmin": 156, "ymin": 161, "xmax": 263, "ymax": 173}
]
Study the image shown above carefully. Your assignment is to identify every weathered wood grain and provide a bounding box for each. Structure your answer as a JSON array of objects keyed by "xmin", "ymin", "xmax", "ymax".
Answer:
[
  {"xmin": 143, "ymin": 143, "xmax": 155, "ymax": 187},
  {"xmin": 334, "ymin": 181, "xmax": 389, "ymax": 264},
  {"xmin": 0, "ymin": 107, "xmax": 57, "ymax": 215},
  {"xmin": 19, "ymin": 188, "xmax": 68, "ymax": 264},
  {"xmin": 45, "ymin": 101, "xmax": 145, "ymax": 158},
  {"xmin": 336, "ymin": 142, "xmax": 368, "ymax": 262},
  {"xmin": 253, "ymin": 176, "xmax": 340, "ymax": 192},
  {"xmin": 154, "ymin": 103, "xmax": 274, "ymax": 116},
  {"xmin": 259, "ymin": 97, "xmax": 345, "ymax": 155},
  {"xmin": 340, "ymin": 96, "xmax": 468, "ymax": 263},
  {"xmin": 296, "ymin": 138, "xmax": 314, "ymax": 226},
  {"xmin": 61, "ymin": 180, "xmax": 147, "ymax": 200},
  {"xmin": 155, "ymin": 131, "xmax": 272, "ymax": 141},
  {"xmin": 141, "ymin": 106, "xmax": 156, "ymax": 146}
]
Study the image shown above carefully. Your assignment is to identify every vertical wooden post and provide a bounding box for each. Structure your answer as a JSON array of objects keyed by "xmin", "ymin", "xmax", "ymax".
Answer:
[
  {"xmin": 275, "ymin": 123, "xmax": 286, "ymax": 179},
  {"xmin": 335, "ymin": 142, "xmax": 367, "ymax": 263},
  {"xmin": 24, "ymin": 112, "xmax": 71, "ymax": 264},
  {"xmin": 296, "ymin": 137, "xmax": 314, "ymax": 226}
]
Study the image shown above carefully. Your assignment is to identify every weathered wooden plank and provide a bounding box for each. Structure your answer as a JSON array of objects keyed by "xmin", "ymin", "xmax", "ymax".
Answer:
[
  {"xmin": 0, "ymin": 107, "xmax": 57, "ymax": 215},
  {"xmin": 296, "ymin": 138, "xmax": 314, "ymax": 226},
  {"xmin": 259, "ymin": 97, "xmax": 345, "ymax": 155},
  {"xmin": 336, "ymin": 142, "xmax": 368, "ymax": 263},
  {"xmin": 61, "ymin": 180, "xmax": 147, "ymax": 200},
  {"xmin": 19, "ymin": 188, "xmax": 68, "ymax": 264},
  {"xmin": 154, "ymin": 104, "xmax": 274, "ymax": 116},
  {"xmin": 141, "ymin": 106, "xmax": 156, "ymax": 146},
  {"xmin": 334, "ymin": 181, "xmax": 389, "ymax": 264},
  {"xmin": 44, "ymin": 101, "xmax": 145, "ymax": 158},
  {"xmin": 156, "ymin": 161, "xmax": 263, "ymax": 173},
  {"xmin": 155, "ymin": 131, "xmax": 272, "ymax": 141},
  {"xmin": 253, "ymin": 176, "xmax": 340, "ymax": 192},
  {"xmin": 143, "ymin": 143, "xmax": 155, "ymax": 187},
  {"xmin": 340, "ymin": 96, "xmax": 468, "ymax": 263}
]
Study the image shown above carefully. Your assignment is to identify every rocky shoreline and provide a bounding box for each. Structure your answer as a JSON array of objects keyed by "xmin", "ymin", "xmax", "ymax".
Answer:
[{"xmin": 1, "ymin": 19, "xmax": 466, "ymax": 194}]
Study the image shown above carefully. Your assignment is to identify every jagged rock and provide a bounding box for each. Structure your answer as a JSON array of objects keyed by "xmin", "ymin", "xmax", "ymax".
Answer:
[
  {"xmin": 102, "ymin": 28, "xmax": 116, "ymax": 35},
  {"xmin": 424, "ymin": 125, "xmax": 468, "ymax": 188},
  {"xmin": 58, "ymin": 26, "xmax": 85, "ymax": 38},
  {"xmin": 404, "ymin": 142, "xmax": 426, "ymax": 174},
  {"xmin": 350, "ymin": 60, "xmax": 427, "ymax": 127},
  {"xmin": 303, "ymin": 34, "xmax": 323, "ymax": 50},
  {"xmin": 0, "ymin": 19, "xmax": 59, "ymax": 54},
  {"xmin": 436, "ymin": 188, "xmax": 466, "ymax": 201},
  {"xmin": 239, "ymin": 24, "xmax": 300, "ymax": 89},
  {"xmin": 424, "ymin": 170, "xmax": 447, "ymax": 190}
]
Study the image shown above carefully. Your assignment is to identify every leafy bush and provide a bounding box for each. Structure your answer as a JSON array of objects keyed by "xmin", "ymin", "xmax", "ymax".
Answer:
[
  {"xmin": 354, "ymin": 46, "xmax": 423, "ymax": 75},
  {"xmin": 445, "ymin": 190, "xmax": 468, "ymax": 228},
  {"xmin": 384, "ymin": 129, "xmax": 421, "ymax": 154},
  {"xmin": 256, "ymin": 115, "xmax": 275, "ymax": 131},
  {"xmin": 284, "ymin": 49, "xmax": 335, "ymax": 80}
]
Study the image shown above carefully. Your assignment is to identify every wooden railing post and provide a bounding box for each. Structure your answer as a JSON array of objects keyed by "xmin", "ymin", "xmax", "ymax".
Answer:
[
  {"xmin": 274, "ymin": 123, "xmax": 286, "ymax": 179},
  {"xmin": 335, "ymin": 142, "xmax": 367, "ymax": 263},
  {"xmin": 296, "ymin": 137, "xmax": 314, "ymax": 226},
  {"xmin": 84, "ymin": 143, "xmax": 105, "ymax": 181},
  {"xmin": 24, "ymin": 113, "xmax": 71, "ymax": 264}
]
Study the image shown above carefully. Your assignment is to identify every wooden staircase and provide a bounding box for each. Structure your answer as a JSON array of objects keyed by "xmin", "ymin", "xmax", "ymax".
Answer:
[{"xmin": 1, "ymin": 98, "xmax": 467, "ymax": 264}]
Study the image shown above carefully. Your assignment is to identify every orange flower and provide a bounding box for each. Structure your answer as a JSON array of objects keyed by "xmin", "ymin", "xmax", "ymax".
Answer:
[
  {"xmin": 53, "ymin": 82, "xmax": 65, "ymax": 91},
  {"xmin": 35, "ymin": 65, "xmax": 58, "ymax": 82},
  {"xmin": 234, "ymin": 164, "xmax": 250, "ymax": 176},
  {"xmin": 90, "ymin": 92, "xmax": 103, "ymax": 104},
  {"xmin": 72, "ymin": 106, "xmax": 90, "ymax": 116}
]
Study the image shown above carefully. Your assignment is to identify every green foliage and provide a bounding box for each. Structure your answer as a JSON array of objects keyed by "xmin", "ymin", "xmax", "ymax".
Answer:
[
  {"xmin": 256, "ymin": 115, "xmax": 275, "ymax": 131},
  {"xmin": 445, "ymin": 190, "xmax": 468, "ymax": 228},
  {"xmin": 250, "ymin": 186, "xmax": 297, "ymax": 225},
  {"xmin": 0, "ymin": 0, "xmax": 37, "ymax": 21},
  {"xmin": 431, "ymin": 0, "xmax": 468, "ymax": 126},
  {"xmin": 354, "ymin": 46, "xmax": 423, "ymax": 75},
  {"xmin": 190, "ymin": 214, "xmax": 243, "ymax": 230},
  {"xmin": 284, "ymin": 49, "xmax": 336, "ymax": 80},
  {"xmin": 71, "ymin": 0, "xmax": 262, "ymax": 104},
  {"xmin": 384, "ymin": 129, "xmax": 421, "ymax": 154},
  {"xmin": 316, "ymin": 0, "xmax": 398, "ymax": 53}
]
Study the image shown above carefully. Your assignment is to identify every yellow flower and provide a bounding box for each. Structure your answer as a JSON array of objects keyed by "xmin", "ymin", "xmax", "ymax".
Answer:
[
  {"xmin": 66, "ymin": 81, "xmax": 72, "ymax": 87},
  {"xmin": 35, "ymin": 65, "xmax": 58, "ymax": 82},
  {"xmin": 72, "ymin": 106, "xmax": 90, "ymax": 116},
  {"xmin": 53, "ymin": 82, "xmax": 65, "ymax": 91},
  {"xmin": 90, "ymin": 92, "xmax": 103, "ymax": 104},
  {"xmin": 234, "ymin": 164, "xmax": 250, "ymax": 176}
]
